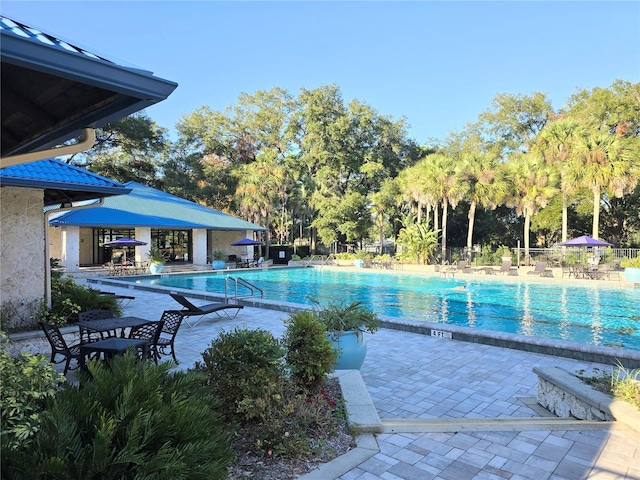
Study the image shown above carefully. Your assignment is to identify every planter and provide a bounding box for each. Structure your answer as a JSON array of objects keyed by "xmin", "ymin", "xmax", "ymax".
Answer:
[
  {"xmin": 624, "ymin": 267, "xmax": 640, "ymax": 282},
  {"xmin": 329, "ymin": 330, "xmax": 367, "ymax": 370},
  {"xmin": 353, "ymin": 259, "xmax": 364, "ymax": 268},
  {"xmin": 148, "ymin": 262, "xmax": 164, "ymax": 274},
  {"xmin": 212, "ymin": 260, "xmax": 226, "ymax": 270}
]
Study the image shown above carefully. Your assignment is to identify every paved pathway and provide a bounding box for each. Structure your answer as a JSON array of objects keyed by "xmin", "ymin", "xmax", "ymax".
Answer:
[{"xmin": 77, "ymin": 281, "xmax": 640, "ymax": 479}]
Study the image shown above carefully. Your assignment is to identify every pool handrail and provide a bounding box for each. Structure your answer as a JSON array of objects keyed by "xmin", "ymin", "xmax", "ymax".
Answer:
[
  {"xmin": 224, "ymin": 276, "xmax": 263, "ymax": 301},
  {"xmin": 304, "ymin": 254, "xmax": 336, "ymax": 268}
]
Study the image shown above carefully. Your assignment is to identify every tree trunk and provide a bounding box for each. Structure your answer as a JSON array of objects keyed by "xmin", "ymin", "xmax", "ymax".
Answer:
[
  {"xmin": 466, "ymin": 200, "xmax": 477, "ymax": 251},
  {"xmin": 441, "ymin": 199, "xmax": 449, "ymax": 261},
  {"xmin": 592, "ymin": 186, "xmax": 601, "ymax": 239},
  {"xmin": 561, "ymin": 192, "xmax": 568, "ymax": 242},
  {"xmin": 433, "ymin": 203, "xmax": 439, "ymax": 234},
  {"xmin": 524, "ymin": 213, "xmax": 531, "ymax": 262}
]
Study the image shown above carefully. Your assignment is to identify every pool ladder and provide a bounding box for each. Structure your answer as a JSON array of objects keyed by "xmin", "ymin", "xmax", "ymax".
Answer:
[{"xmin": 224, "ymin": 276, "xmax": 263, "ymax": 301}]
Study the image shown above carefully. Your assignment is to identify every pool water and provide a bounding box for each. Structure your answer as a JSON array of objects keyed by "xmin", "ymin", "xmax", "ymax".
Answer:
[{"xmin": 136, "ymin": 268, "xmax": 640, "ymax": 350}]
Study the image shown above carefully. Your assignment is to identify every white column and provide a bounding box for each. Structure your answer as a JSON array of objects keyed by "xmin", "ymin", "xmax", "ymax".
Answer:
[
  {"xmin": 192, "ymin": 229, "xmax": 208, "ymax": 266},
  {"xmin": 61, "ymin": 226, "xmax": 80, "ymax": 272},
  {"xmin": 135, "ymin": 227, "xmax": 152, "ymax": 263}
]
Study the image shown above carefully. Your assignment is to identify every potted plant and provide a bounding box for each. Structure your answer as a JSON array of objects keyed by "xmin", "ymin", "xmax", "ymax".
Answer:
[
  {"xmin": 621, "ymin": 257, "xmax": 640, "ymax": 282},
  {"xmin": 211, "ymin": 250, "xmax": 227, "ymax": 270},
  {"xmin": 312, "ymin": 300, "xmax": 380, "ymax": 370},
  {"xmin": 146, "ymin": 247, "xmax": 166, "ymax": 274},
  {"xmin": 353, "ymin": 250, "xmax": 371, "ymax": 268}
]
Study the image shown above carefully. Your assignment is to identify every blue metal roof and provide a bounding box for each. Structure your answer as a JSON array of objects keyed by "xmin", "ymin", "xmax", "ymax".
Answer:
[
  {"xmin": 50, "ymin": 181, "xmax": 266, "ymax": 231},
  {"xmin": 0, "ymin": 158, "xmax": 130, "ymax": 205},
  {"xmin": 1, "ymin": 15, "xmax": 178, "ymax": 157}
]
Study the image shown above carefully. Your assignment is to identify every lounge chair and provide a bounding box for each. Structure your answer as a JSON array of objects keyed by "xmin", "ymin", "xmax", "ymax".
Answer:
[
  {"xmin": 96, "ymin": 290, "xmax": 136, "ymax": 307},
  {"xmin": 527, "ymin": 261, "xmax": 553, "ymax": 277},
  {"xmin": 439, "ymin": 260, "xmax": 470, "ymax": 277},
  {"xmin": 169, "ymin": 293, "xmax": 244, "ymax": 327},
  {"xmin": 495, "ymin": 259, "xmax": 518, "ymax": 276}
]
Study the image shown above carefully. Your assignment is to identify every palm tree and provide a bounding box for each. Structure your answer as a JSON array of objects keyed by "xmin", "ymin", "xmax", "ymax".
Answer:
[
  {"xmin": 535, "ymin": 119, "xmax": 583, "ymax": 242},
  {"xmin": 572, "ymin": 132, "xmax": 637, "ymax": 239},
  {"xmin": 235, "ymin": 153, "xmax": 289, "ymax": 255},
  {"xmin": 421, "ymin": 154, "xmax": 464, "ymax": 261},
  {"xmin": 457, "ymin": 151, "xmax": 507, "ymax": 254},
  {"xmin": 505, "ymin": 152, "xmax": 559, "ymax": 260}
]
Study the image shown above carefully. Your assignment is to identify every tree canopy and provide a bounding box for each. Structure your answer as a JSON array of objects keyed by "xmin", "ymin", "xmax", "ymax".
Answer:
[{"xmin": 73, "ymin": 80, "xmax": 640, "ymax": 258}]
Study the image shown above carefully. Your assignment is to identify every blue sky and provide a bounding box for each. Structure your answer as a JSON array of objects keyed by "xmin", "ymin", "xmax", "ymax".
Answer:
[{"xmin": 3, "ymin": 1, "xmax": 639, "ymax": 144}]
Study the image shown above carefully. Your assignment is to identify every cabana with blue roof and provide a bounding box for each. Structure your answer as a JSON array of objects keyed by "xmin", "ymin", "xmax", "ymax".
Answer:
[
  {"xmin": 0, "ymin": 15, "xmax": 177, "ymax": 328},
  {"xmin": 49, "ymin": 181, "xmax": 266, "ymax": 270}
]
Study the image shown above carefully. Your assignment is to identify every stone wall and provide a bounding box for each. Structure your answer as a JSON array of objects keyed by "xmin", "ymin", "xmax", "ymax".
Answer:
[{"xmin": 0, "ymin": 186, "xmax": 46, "ymax": 328}]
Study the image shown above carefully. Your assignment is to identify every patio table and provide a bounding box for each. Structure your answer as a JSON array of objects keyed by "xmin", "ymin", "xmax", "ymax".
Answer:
[
  {"xmin": 78, "ymin": 316, "xmax": 157, "ymax": 340},
  {"xmin": 79, "ymin": 338, "xmax": 150, "ymax": 371}
]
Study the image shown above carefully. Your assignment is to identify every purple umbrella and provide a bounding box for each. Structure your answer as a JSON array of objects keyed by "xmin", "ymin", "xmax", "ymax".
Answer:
[
  {"xmin": 102, "ymin": 237, "xmax": 147, "ymax": 247},
  {"xmin": 557, "ymin": 235, "xmax": 612, "ymax": 247},
  {"xmin": 230, "ymin": 238, "xmax": 262, "ymax": 246}
]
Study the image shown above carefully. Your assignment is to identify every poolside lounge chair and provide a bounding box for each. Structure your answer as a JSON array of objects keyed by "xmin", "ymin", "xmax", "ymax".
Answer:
[
  {"xmin": 495, "ymin": 259, "xmax": 518, "ymax": 276},
  {"xmin": 439, "ymin": 260, "xmax": 470, "ymax": 277},
  {"xmin": 527, "ymin": 261, "xmax": 553, "ymax": 277},
  {"xmin": 169, "ymin": 293, "xmax": 244, "ymax": 327}
]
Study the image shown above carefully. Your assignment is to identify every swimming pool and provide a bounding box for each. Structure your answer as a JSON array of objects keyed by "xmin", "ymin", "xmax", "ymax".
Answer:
[{"xmin": 132, "ymin": 268, "xmax": 640, "ymax": 351}]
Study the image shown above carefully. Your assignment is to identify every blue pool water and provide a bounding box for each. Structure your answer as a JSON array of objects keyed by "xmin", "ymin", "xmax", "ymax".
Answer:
[{"xmin": 134, "ymin": 268, "xmax": 640, "ymax": 350}]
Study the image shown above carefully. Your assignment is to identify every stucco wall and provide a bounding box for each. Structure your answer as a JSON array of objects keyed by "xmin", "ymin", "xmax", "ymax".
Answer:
[
  {"xmin": 209, "ymin": 230, "xmax": 258, "ymax": 261},
  {"xmin": 0, "ymin": 186, "xmax": 45, "ymax": 329}
]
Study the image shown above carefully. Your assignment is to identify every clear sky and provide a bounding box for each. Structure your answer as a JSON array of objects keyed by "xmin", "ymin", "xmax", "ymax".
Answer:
[{"xmin": 2, "ymin": 1, "xmax": 639, "ymax": 144}]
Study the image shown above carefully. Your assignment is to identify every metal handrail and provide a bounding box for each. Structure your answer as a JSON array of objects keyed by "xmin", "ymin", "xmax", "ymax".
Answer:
[
  {"xmin": 224, "ymin": 276, "xmax": 263, "ymax": 301},
  {"xmin": 303, "ymin": 254, "xmax": 336, "ymax": 268}
]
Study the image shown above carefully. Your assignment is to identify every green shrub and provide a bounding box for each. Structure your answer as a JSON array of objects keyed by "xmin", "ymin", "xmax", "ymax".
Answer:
[
  {"xmin": 198, "ymin": 327, "xmax": 285, "ymax": 421},
  {"xmin": 243, "ymin": 381, "xmax": 345, "ymax": 458},
  {"xmin": 621, "ymin": 256, "xmax": 640, "ymax": 268},
  {"xmin": 283, "ymin": 311, "xmax": 337, "ymax": 394},
  {"xmin": 2, "ymin": 353, "xmax": 233, "ymax": 478},
  {"xmin": 38, "ymin": 278, "xmax": 122, "ymax": 326},
  {"xmin": 0, "ymin": 335, "xmax": 64, "ymax": 451}
]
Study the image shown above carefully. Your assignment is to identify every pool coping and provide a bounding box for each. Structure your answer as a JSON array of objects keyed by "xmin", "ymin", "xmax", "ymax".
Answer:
[{"xmin": 86, "ymin": 274, "xmax": 640, "ymax": 369}]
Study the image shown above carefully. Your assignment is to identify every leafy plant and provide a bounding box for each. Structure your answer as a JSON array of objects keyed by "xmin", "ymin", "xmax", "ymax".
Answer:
[
  {"xmin": 283, "ymin": 310, "xmax": 338, "ymax": 394},
  {"xmin": 353, "ymin": 250, "xmax": 372, "ymax": 260},
  {"xmin": 146, "ymin": 246, "xmax": 166, "ymax": 264},
  {"xmin": 610, "ymin": 363, "xmax": 640, "ymax": 409},
  {"xmin": 396, "ymin": 216, "xmax": 439, "ymax": 265},
  {"xmin": 211, "ymin": 249, "xmax": 228, "ymax": 261},
  {"xmin": 576, "ymin": 363, "xmax": 640, "ymax": 410},
  {"xmin": 34, "ymin": 279, "xmax": 121, "ymax": 327},
  {"xmin": 310, "ymin": 299, "xmax": 381, "ymax": 340},
  {"xmin": 620, "ymin": 256, "xmax": 640, "ymax": 268},
  {"xmin": 0, "ymin": 334, "xmax": 64, "ymax": 451},
  {"xmin": 198, "ymin": 327, "xmax": 285, "ymax": 422},
  {"xmin": 2, "ymin": 353, "xmax": 234, "ymax": 478}
]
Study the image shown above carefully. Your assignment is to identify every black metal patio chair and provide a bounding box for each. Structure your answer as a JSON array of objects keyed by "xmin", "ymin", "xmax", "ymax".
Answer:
[
  {"xmin": 155, "ymin": 310, "xmax": 185, "ymax": 362},
  {"xmin": 40, "ymin": 322, "xmax": 82, "ymax": 375}
]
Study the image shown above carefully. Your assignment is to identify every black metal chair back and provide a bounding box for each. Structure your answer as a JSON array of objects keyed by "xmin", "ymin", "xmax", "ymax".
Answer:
[
  {"xmin": 40, "ymin": 322, "xmax": 81, "ymax": 375},
  {"xmin": 128, "ymin": 321, "xmax": 164, "ymax": 362},
  {"xmin": 156, "ymin": 310, "xmax": 184, "ymax": 362},
  {"xmin": 78, "ymin": 309, "xmax": 114, "ymax": 342}
]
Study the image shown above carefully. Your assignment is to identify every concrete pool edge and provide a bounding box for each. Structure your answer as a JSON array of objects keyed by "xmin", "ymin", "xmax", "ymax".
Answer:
[{"xmin": 87, "ymin": 277, "xmax": 640, "ymax": 369}]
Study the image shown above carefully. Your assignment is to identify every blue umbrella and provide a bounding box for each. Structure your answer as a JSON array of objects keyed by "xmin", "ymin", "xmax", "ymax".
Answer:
[
  {"xmin": 102, "ymin": 237, "xmax": 147, "ymax": 247},
  {"xmin": 557, "ymin": 235, "xmax": 612, "ymax": 247},
  {"xmin": 230, "ymin": 238, "xmax": 262, "ymax": 246}
]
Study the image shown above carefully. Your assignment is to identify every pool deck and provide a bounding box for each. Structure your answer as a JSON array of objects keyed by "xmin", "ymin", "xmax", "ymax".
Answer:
[{"xmin": 65, "ymin": 279, "xmax": 639, "ymax": 479}]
